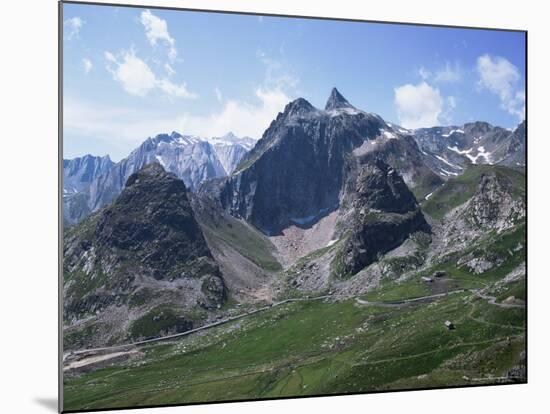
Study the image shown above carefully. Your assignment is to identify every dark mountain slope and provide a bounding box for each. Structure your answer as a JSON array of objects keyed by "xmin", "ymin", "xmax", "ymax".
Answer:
[
  {"xmin": 334, "ymin": 159, "xmax": 430, "ymax": 277},
  {"xmin": 215, "ymin": 88, "xmax": 439, "ymax": 234},
  {"xmin": 63, "ymin": 163, "xmax": 225, "ymax": 349}
]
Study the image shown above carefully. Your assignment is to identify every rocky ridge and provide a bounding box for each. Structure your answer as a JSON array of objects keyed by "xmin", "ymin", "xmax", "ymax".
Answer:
[{"xmin": 63, "ymin": 163, "xmax": 225, "ymax": 349}]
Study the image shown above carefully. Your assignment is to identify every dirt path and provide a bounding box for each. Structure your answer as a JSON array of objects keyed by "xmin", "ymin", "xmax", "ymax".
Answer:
[
  {"xmin": 65, "ymin": 286, "xmax": 525, "ymax": 371},
  {"xmin": 66, "ymin": 295, "xmax": 331, "ymax": 359},
  {"xmin": 472, "ymin": 289, "xmax": 524, "ymax": 309},
  {"xmin": 64, "ymin": 350, "xmax": 139, "ymax": 372},
  {"xmin": 355, "ymin": 289, "xmax": 466, "ymax": 307}
]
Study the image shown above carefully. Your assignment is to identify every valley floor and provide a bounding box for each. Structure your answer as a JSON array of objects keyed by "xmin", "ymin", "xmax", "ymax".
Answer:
[{"xmin": 63, "ymin": 268, "xmax": 526, "ymax": 411}]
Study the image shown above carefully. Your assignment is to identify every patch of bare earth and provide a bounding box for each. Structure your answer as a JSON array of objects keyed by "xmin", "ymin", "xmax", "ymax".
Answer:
[
  {"xmin": 269, "ymin": 210, "xmax": 338, "ymax": 268},
  {"xmin": 203, "ymin": 230, "xmax": 273, "ymax": 304},
  {"xmin": 64, "ymin": 349, "xmax": 140, "ymax": 372}
]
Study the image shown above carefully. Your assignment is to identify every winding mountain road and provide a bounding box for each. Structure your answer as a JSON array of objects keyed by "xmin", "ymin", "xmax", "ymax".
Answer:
[
  {"xmin": 65, "ymin": 285, "xmax": 525, "ymax": 371},
  {"xmin": 472, "ymin": 289, "xmax": 524, "ymax": 309},
  {"xmin": 66, "ymin": 295, "xmax": 331, "ymax": 359}
]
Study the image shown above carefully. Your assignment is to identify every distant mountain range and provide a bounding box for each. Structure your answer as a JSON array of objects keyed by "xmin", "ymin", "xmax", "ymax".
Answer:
[
  {"xmin": 63, "ymin": 154, "xmax": 114, "ymax": 196},
  {"xmin": 412, "ymin": 120, "xmax": 525, "ymax": 178},
  {"xmin": 63, "ymin": 131, "xmax": 255, "ymax": 225}
]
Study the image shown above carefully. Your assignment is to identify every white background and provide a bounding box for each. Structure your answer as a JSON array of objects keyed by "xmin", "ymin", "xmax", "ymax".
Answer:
[{"xmin": 1, "ymin": 0, "xmax": 548, "ymax": 413}]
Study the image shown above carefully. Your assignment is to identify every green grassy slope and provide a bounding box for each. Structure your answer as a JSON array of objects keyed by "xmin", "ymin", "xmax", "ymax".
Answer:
[
  {"xmin": 201, "ymin": 215, "xmax": 282, "ymax": 272},
  {"xmin": 64, "ymin": 223, "xmax": 526, "ymax": 411},
  {"xmin": 64, "ymin": 292, "xmax": 524, "ymax": 410}
]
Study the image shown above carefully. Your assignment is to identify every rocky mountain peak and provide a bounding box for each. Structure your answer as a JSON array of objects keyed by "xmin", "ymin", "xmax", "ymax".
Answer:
[
  {"xmin": 125, "ymin": 162, "xmax": 175, "ymax": 188},
  {"xmin": 325, "ymin": 87, "xmax": 354, "ymax": 111},
  {"xmin": 283, "ymin": 97, "xmax": 316, "ymax": 118},
  {"xmin": 63, "ymin": 154, "xmax": 115, "ymax": 195},
  {"xmin": 222, "ymin": 131, "xmax": 238, "ymax": 140},
  {"xmin": 463, "ymin": 121, "xmax": 493, "ymax": 136},
  {"xmin": 63, "ymin": 162, "xmax": 226, "ymax": 345},
  {"xmin": 337, "ymin": 158, "xmax": 429, "ymax": 276},
  {"xmin": 514, "ymin": 120, "xmax": 526, "ymax": 135},
  {"xmin": 97, "ymin": 163, "xmax": 210, "ymax": 268}
]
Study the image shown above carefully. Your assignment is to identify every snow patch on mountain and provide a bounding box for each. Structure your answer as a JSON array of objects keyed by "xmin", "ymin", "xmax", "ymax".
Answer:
[
  {"xmin": 327, "ymin": 107, "xmax": 362, "ymax": 117},
  {"xmin": 448, "ymin": 145, "xmax": 493, "ymax": 165},
  {"xmin": 382, "ymin": 130, "xmax": 398, "ymax": 139},
  {"xmin": 434, "ymin": 154, "xmax": 462, "ymax": 170},
  {"xmin": 440, "ymin": 168, "xmax": 459, "ymax": 177},
  {"xmin": 154, "ymin": 155, "xmax": 166, "ymax": 168},
  {"xmin": 442, "ymin": 129, "xmax": 464, "ymax": 138}
]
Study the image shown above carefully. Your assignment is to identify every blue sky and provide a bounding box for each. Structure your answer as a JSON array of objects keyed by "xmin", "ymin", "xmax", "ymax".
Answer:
[{"xmin": 63, "ymin": 3, "xmax": 526, "ymax": 161}]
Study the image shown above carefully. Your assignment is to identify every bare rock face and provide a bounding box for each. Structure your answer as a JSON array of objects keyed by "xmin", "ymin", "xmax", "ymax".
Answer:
[
  {"xmin": 63, "ymin": 154, "xmax": 115, "ymax": 195},
  {"xmin": 215, "ymin": 88, "xmax": 438, "ymax": 235},
  {"xmin": 354, "ymin": 159, "xmax": 418, "ymax": 214},
  {"xmin": 218, "ymin": 93, "xmax": 387, "ymax": 234},
  {"xmin": 337, "ymin": 159, "xmax": 430, "ymax": 276},
  {"xmin": 63, "ymin": 163, "xmax": 226, "ymax": 348},
  {"xmin": 466, "ymin": 172, "xmax": 525, "ymax": 231},
  {"xmin": 435, "ymin": 167, "xmax": 526, "ymax": 266}
]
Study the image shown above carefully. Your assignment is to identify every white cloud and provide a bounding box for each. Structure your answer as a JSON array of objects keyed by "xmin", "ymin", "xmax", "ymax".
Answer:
[
  {"xmin": 164, "ymin": 63, "xmax": 175, "ymax": 76},
  {"xmin": 140, "ymin": 10, "xmax": 177, "ymax": 63},
  {"xmin": 69, "ymin": 41, "xmax": 297, "ymax": 159},
  {"xmin": 105, "ymin": 49, "xmax": 196, "ymax": 98},
  {"xmin": 64, "ymin": 88, "xmax": 289, "ymax": 160},
  {"xmin": 418, "ymin": 62, "xmax": 461, "ymax": 83},
  {"xmin": 394, "ymin": 81, "xmax": 444, "ymax": 129},
  {"xmin": 64, "ymin": 97, "xmax": 178, "ymax": 146},
  {"xmin": 104, "ymin": 51, "xmax": 116, "ymax": 63},
  {"xmin": 174, "ymin": 50, "xmax": 299, "ymax": 138},
  {"xmin": 82, "ymin": 58, "xmax": 93, "ymax": 74},
  {"xmin": 256, "ymin": 49, "xmax": 299, "ymax": 92},
  {"xmin": 418, "ymin": 67, "xmax": 431, "ymax": 81},
  {"xmin": 156, "ymin": 78, "xmax": 196, "ymax": 98},
  {"xmin": 180, "ymin": 88, "xmax": 290, "ymax": 138},
  {"xmin": 477, "ymin": 54, "xmax": 525, "ymax": 120},
  {"xmin": 440, "ymin": 96, "xmax": 457, "ymax": 125},
  {"xmin": 177, "ymin": 50, "xmax": 297, "ymax": 138},
  {"xmin": 64, "ymin": 17, "xmax": 84, "ymax": 40},
  {"xmin": 434, "ymin": 62, "xmax": 462, "ymax": 83},
  {"xmin": 105, "ymin": 50, "xmax": 156, "ymax": 96},
  {"xmin": 214, "ymin": 87, "xmax": 223, "ymax": 102}
]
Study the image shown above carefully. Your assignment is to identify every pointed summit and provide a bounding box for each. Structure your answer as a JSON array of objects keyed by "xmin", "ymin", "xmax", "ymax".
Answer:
[
  {"xmin": 222, "ymin": 131, "xmax": 238, "ymax": 140},
  {"xmin": 325, "ymin": 87, "xmax": 354, "ymax": 111},
  {"xmin": 284, "ymin": 97, "xmax": 316, "ymax": 118}
]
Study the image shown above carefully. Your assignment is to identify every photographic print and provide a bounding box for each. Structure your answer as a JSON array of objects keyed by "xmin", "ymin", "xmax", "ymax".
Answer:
[{"xmin": 61, "ymin": 1, "xmax": 526, "ymax": 411}]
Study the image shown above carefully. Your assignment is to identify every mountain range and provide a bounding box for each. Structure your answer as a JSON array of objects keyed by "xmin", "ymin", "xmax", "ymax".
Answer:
[
  {"xmin": 63, "ymin": 88, "xmax": 526, "ymax": 371},
  {"xmin": 63, "ymin": 154, "xmax": 114, "ymax": 196},
  {"xmin": 413, "ymin": 120, "xmax": 525, "ymax": 179},
  {"xmin": 63, "ymin": 131, "xmax": 255, "ymax": 225}
]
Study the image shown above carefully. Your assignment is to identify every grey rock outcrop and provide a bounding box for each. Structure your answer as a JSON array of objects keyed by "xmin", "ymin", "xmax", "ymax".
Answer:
[
  {"xmin": 465, "ymin": 171, "xmax": 525, "ymax": 231},
  {"xmin": 336, "ymin": 159, "xmax": 430, "ymax": 276}
]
